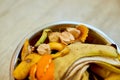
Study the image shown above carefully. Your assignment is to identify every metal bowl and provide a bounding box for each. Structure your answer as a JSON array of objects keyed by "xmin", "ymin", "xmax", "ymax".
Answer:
[{"xmin": 10, "ymin": 21, "xmax": 120, "ymax": 80}]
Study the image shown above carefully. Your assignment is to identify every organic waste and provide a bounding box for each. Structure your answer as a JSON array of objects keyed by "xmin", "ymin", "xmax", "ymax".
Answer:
[{"xmin": 13, "ymin": 25, "xmax": 120, "ymax": 80}]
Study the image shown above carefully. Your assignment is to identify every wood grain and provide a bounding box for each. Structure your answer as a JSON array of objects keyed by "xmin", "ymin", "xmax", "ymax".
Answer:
[{"xmin": 0, "ymin": 0, "xmax": 120, "ymax": 79}]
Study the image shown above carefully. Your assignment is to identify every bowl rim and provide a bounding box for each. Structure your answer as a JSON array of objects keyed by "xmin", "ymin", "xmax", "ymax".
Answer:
[{"xmin": 9, "ymin": 21, "xmax": 120, "ymax": 80}]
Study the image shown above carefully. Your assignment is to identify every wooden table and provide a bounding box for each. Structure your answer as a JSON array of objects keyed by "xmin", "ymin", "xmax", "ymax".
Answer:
[{"xmin": 0, "ymin": 0, "xmax": 120, "ymax": 79}]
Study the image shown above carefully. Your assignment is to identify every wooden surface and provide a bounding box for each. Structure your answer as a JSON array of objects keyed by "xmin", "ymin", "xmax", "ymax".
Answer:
[{"xmin": 0, "ymin": 0, "xmax": 120, "ymax": 79}]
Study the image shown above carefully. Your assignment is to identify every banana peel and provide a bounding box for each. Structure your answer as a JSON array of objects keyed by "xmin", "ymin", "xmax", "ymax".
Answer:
[
  {"xmin": 54, "ymin": 56, "xmax": 120, "ymax": 80},
  {"xmin": 49, "ymin": 42, "xmax": 65, "ymax": 51},
  {"xmin": 54, "ymin": 42, "xmax": 120, "ymax": 80},
  {"xmin": 51, "ymin": 47, "xmax": 70, "ymax": 59},
  {"xmin": 71, "ymin": 65, "xmax": 89, "ymax": 80},
  {"xmin": 13, "ymin": 53, "xmax": 41, "ymax": 80},
  {"xmin": 68, "ymin": 42, "xmax": 119, "ymax": 58},
  {"xmin": 82, "ymin": 71, "xmax": 89, "ymax": 80},
  {"xmin": 90, "ymin": 64, "xmax": 111, "ymax": 78},
  {"xmin": 91, "ymin": 64, "xmax": 120, "ymax": 80},
  {"xmin": 104, "ymin": 72, "xmax": 120, "ymax": 80},
  {"xmin": 94, "ymin": 61, "xmax": 120, "ymax": 74},
  {"xmin": 66, "ymin": 56, "xmax": 120, "ymax": 75},
  {"xmin": 21, "ymin": 39, "xmax": 30, "ymax": 61},
  {"xmin": 63, "ymin": 57, "xmax": 120, "ymax": 80},
  {"xmin": 66, "ymin": 56, "xmax": 120, "ymax": 80}
]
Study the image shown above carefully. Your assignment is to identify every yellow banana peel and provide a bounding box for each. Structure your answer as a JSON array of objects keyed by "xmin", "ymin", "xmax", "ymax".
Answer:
[{"xmin": 104, "ymin": 72, "xmax": 120, "ymax": 80}]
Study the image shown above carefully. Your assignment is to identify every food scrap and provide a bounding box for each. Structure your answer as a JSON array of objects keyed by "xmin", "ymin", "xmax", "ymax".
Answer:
[{"xmin": 13, "ymin": 24, "xmax": 120, "ymax": 80}]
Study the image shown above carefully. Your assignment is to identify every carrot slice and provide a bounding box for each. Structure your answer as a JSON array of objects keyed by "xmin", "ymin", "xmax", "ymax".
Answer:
[
  {"xmin": 36, "ymin": 54, "xmax": 54, "ymax": 80},
  {"xmin": 76, "ymin": 25, "xmax": 89, "ymax": 42}
]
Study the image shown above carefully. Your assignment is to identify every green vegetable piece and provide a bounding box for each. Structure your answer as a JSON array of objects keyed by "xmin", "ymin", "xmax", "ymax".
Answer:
[{"xmin": 35, "ymin": 29, "xmax": 51, "ymax": 47}]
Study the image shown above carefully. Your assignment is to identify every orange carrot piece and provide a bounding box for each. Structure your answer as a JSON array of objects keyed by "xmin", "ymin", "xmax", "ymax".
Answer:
[
  {"xmin": 36, "ymin": 54, "xmax": 54, "ymax": 80},
  {"xmin": 76, "ymin": 25, "xmax": 89, "ymax": 42}
]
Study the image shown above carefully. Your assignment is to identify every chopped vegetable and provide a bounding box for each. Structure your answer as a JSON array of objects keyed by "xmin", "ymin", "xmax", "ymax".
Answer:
[{"xmin": 35, "ymin": 29, "xmax": 51, "ymax": 47}]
